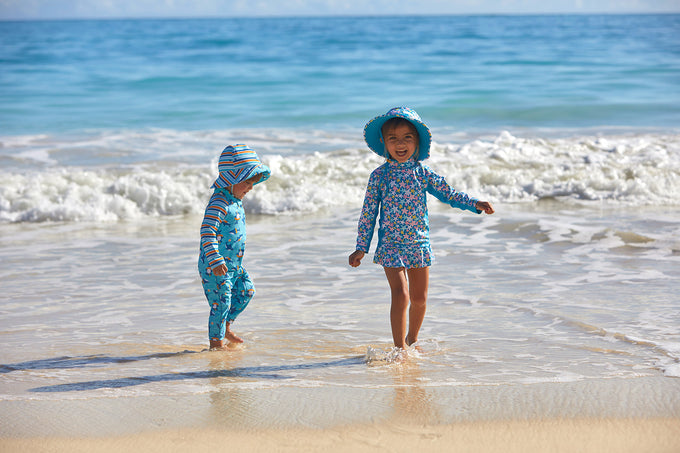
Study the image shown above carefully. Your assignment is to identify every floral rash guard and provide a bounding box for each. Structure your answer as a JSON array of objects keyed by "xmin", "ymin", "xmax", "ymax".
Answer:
[{"xmin": 356, "ymin": 159, "xmax": 480, "ymax": 268}]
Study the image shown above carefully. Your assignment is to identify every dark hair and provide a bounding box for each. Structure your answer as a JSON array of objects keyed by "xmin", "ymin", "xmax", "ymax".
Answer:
[{"xmin": 381, "ymin": 117, "xmax": 419, "ymax": 137}]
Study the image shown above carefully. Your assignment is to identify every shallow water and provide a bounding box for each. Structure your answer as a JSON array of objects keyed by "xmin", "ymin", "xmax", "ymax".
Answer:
[{"xmin": 1, "ymin": 203, "xmax": 678, "ymax": 403}]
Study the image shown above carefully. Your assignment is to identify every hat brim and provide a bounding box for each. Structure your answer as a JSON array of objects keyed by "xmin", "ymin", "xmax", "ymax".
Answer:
[
  {"xmin": 364, "ymin": 113, "xmax": 431, "ymax": 161},
  {"xmin": 212, "ymin": 163, "xmax": 271, "ymax": 189},
  {"xmin": 249, "ymin": 164, "xmax": 271, "ymax": 185}
]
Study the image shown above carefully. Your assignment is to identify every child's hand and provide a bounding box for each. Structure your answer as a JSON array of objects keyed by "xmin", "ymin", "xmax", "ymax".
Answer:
[
  {"xmin": 212, "ymin": 264, "xmax": 228, "ymax": 276},
  {"xmin": 476, "ymin": 201, "xmax": 495, "ymax": 215},
  {"xmin": 348, "ymin": 250, "xmax": 365, "ymax": 267}
]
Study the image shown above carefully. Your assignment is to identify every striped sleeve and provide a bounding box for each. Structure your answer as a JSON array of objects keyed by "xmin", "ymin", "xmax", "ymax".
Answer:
[{"xmin": 200, "ymin": 192, "xmax": 230, "ymax": 269}]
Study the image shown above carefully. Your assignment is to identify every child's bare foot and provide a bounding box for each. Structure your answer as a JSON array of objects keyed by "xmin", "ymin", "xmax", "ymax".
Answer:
[
  {"xmin": 209, "ymin": 339, "xmax": 228, "ymax": 350},
  {"xmin": 406, "ymin": 336, "xmax": 424, "ymax": 353},
  {"xmin": 225, "ymin": 325, "xmax": 244, "ymax": 344}
]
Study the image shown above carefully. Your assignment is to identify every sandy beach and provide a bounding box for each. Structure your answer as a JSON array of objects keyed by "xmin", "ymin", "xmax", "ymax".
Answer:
[
  {"xmin": 3, "ymin": 374, "xmax": 680, "ymax": 452},
  {"xmin": 3, "ymin": 418, "xmax": 679, "ymax": 453}
]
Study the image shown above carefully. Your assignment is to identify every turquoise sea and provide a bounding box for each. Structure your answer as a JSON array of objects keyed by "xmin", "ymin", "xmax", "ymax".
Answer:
[
  {"xmin": 1, "ymin": 14, "xmax": 679, "ymax": 438},
  {"xmin": 2, "ymin": 14, "xmax": 679, "ymax": 135}
]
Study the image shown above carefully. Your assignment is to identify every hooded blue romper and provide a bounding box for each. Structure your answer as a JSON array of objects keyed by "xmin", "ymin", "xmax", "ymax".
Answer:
[
  {"xmin": 198, "ymin": 144, "xmax": 270, "ymax": 342},
  {"xmin": 198, "ymin": 189, "xmax": 254, "ymax": 341}
]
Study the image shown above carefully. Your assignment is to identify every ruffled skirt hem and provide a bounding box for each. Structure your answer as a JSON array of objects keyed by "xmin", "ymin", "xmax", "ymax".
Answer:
[{"xmin": 373, "ymin": 243, "xmax": 433, "ymax": 268}]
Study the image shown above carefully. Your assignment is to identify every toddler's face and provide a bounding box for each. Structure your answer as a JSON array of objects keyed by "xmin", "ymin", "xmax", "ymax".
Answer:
[
  {"xmin": 231, "ymin": 179, "xmax": 255, "ymax": 199},
  {"xmin": 382, "ymin": 123, "xmax": 418, "ymax": 163},
  {"xmin": 231, "ymin": 174, "xmax": 262, "ymax": 199}
]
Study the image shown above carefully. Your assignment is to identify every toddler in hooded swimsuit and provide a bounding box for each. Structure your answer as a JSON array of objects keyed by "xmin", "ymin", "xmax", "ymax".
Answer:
[
  {"xmin": 349, "ymin": 107, "xmax": 494, "ymax": 350},
  {"xmin": 198, "ymin": 144, "xmax": 271, "ymax": 350}
]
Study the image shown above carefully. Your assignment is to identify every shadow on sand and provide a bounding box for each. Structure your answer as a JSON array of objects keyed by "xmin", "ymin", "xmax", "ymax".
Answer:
[{"xmin": 0, "ymin": 352, "xmax": 366, "ymax": 393}]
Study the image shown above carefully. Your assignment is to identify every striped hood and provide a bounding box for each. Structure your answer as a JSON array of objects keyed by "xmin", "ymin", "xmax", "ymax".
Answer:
[{"xmin": 212, "ymin": 144, "xmax": 271, "ymax": 189}]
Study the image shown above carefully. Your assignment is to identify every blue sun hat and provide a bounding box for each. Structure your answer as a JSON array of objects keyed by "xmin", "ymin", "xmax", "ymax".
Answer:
[
  {"xmin": 364, "ymin": 107, "xmax": 432, "ymax": 161},
  {"xmin": 212, "ymin": 144, "xmax": 271, "ymax": 189}
]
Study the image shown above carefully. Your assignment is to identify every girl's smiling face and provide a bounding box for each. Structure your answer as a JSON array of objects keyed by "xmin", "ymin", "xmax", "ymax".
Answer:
[{"xmin": 381, "ymin": 122, "xmax": 418, "ymax": 163}]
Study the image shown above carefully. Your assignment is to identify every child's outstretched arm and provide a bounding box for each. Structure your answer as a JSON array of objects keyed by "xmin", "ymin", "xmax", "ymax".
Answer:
[
  {"xmin": 425, "ymin": 167, "xmax": 487, "ymax": 214},
  {"xmin": 349, "ymin": 250, "xmax": 365, "ymax": 267},
  {"xmin": 476, "ymin": 201, "xmax": 495, "ymax": 214}
]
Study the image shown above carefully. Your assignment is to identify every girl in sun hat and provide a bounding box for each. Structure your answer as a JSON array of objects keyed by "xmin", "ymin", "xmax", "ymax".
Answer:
[
  {"xmin": 348, "ymin": 107, "xmax": 495, "ymax": 351},
  {"xmin": 363, "ymin": 106, "xmax": 433, "ymax": 161},
  {"xmin": 198, "ymin": 144, "xmax": 270, "ymax": 350}
]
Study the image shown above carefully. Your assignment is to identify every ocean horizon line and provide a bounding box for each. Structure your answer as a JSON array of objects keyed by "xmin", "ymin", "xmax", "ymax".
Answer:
[{"xmin": 2, "ymin": 12, "xmax": 680, "ymax": 23}]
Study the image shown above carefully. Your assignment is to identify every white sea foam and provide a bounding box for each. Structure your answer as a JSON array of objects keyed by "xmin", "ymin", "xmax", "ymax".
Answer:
[
  {"xmin": 663, "ymin": 363, "xmax": 680, "ymax": 378},
  {"xmin": 0, "ymin": 167, "xmax": 213, "ymax": 222},
  {"xmin": 433, "ymin": 130, "xmax": 680, "ymax": 204},
  {"xmin": 1, "ymin": 129, "xmax": 678, "ymax": 222}
]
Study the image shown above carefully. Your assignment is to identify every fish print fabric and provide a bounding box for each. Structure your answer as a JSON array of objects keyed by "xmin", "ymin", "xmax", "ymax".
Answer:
[{"xmin": 198, "ymin": 189, "xmax": 255, "ymax": 341}]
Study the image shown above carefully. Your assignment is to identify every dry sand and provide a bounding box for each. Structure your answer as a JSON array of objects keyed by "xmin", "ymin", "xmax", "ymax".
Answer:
[{"xmin": 3, "ymin": 417, "xmax": 679, "ymax": 453}]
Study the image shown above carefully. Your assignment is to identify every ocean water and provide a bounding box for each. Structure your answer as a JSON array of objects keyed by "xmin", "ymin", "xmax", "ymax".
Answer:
[
  {"xmin": 2, "ymin": 14, "xmax": 680, "ymax": 135},
  {"xmin": 1, "ymin": 14, "xmax": 680, "ymax": 435}
]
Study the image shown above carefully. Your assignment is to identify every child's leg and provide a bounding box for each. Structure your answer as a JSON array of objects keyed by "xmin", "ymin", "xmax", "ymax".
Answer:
[
  {"xmin": 224, "ymin": 269, "xmax": 256, "ymax": 344},
  {"xmin": 384, "ymin": 266, "xmax": 430, "ymax": 349},
  {"xmin": 207, "ymin": 289, "xmax": 232, "ymax": 346},
  {"xmin": 405, "ymin": 266, "xmax": 429, "ymax": 345},
  {"xmin": 199, "ymin": 261, "xmax": 233, "ymax": 349},
  {"xmin": 384, "ymin": 267, "xmax": 410, "ymax": 349}
]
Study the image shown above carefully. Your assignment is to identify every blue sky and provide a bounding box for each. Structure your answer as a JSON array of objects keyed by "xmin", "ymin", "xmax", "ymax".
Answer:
[{"xmin": 1, "ymin": 0, "xmax": 679, "ymax": 19}]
